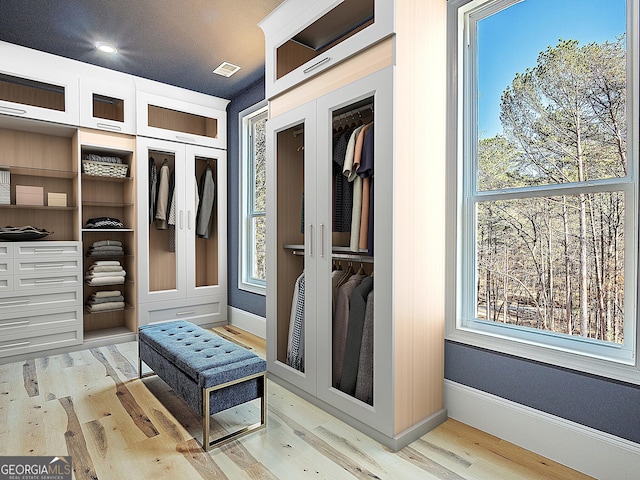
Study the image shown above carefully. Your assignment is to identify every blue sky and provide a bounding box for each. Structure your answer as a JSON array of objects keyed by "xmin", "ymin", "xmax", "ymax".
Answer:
[{"xmin": 478, "ymin": 0, "xmax": 626, "ymax": 139}]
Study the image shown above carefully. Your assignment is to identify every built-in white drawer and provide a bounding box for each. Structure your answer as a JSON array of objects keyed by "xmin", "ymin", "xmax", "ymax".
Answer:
[
  {"xmin": 0, "ymin": 306, "xmax": 82, "ymax": 335},
  {"xmin": 0, "ymin": 275, "xmax": 12, "ymax": 292},
  {"xmin": 15, "ymin": 241, "xmax": 82, "ymax": 258},
  {"xmin": 14, "ymin": 271, "xmax": 82, "ymax": 291},
  {"xmin": 140, "ymin": 297, "xmax": 225, "ymax": 327},
  {"xmin": 0, "ymin": 288, "xmax": 81, "ymax": 314},
  {"xmin": 0, "ymin": 243, "xmax": 13, "ymax": 258},
  {"xmin": 14, "ymin": 257, "xmax": 81, "ymax": 274},
  {"xmin": 0, "ymin": 259, "xmax": 12, "ymax": 275},
  {"xmin": 0, "ymin": 323, "xmax": 82, "ymax": 359}
]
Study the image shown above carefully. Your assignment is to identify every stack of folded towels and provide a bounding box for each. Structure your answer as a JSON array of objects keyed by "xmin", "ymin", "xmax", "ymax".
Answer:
[
  {"xmin": 86, "ymin": 239, "xmax": 124, "ymax": 257},
  {"xmin": 85, "ymin": 260, "xmax": 126, "ymax": 286},
  {"xmin": 85, "ymin": 290, "xmax": 125, "ymax": 313}
]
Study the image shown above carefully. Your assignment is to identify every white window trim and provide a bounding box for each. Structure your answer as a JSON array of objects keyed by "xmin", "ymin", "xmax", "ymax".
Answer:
[
  {"xmin": 446, "ymin": 0, "xmax": 640, "ymax": 385},
  {"xmin": 238, "ymin": 100, "xmax": 268, "ymax": 295}
]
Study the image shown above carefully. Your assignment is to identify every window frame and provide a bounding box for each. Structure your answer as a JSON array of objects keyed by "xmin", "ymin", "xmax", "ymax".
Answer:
[
  {"xmin": 238, "ymin": 101, "xmax": 268, "ymax": 295},
  {"xmin": 446, "ymin": 0, "xmax": 640, "ymax": 384}
]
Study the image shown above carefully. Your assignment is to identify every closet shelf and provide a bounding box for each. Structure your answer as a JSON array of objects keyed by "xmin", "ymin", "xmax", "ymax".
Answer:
[
  {"xmin": 82, "ymin": 173, "xmax": 132, "ymax": 183},
  {"xmin": 82, "ymin": 228, "xmax": 134, "ymax": 233},
  {"xmin": 82, "ymin": 200, "xmax": 134, "ymax": 207},
  {"xmin": 8, "ymin": 165, "xmax": 76, "ymax": 179},
  {"xmin": 0, "ymin": 204, "xmax": 75, "ymax": 211}
]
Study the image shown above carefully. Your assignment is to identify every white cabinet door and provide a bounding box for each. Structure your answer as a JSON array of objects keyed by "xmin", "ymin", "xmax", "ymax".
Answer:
[
  {"xmin": 137, "ymin": 138, "xmax": 227, "ymax": 312},
  {"xmin": 184, "ymin": 144, "xmax": 227, "ymax": 298},
  {"xmin": 266, "ymin": 100, "xmax": 319, "ymax": 395},
  {"xmin": 79, "ymin": 76, "xmax": 136, "ymax": 134},
  {"xmin": 0, "ymin": 42, "xmax": 79, "ymax": 125},
  {"xmin": 137, "ymin": 137, "xmax": 188, "ymax": 303},
  {"xmin": 260, "ymin": 0, "xmax": 394, "ymax": 99},
  {"xmin": 136, "ymin": 91, "xmax": 227, "ymax": 149},
  {"xmin": 314, "ymin": 66, "xmax": 394, "ymax": 434}
]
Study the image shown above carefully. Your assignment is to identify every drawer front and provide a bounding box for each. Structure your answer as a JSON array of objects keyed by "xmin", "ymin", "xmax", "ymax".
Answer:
[
  {"xmin": 15, "ymin": 241, "xmax": 82, "ymax": 257},
  {"xmin": 0, "ymin": 306, "xmax": 82, "ymax": 335},
  {"xmin": 0, "ymin": 275, "xmax": 13, "ymax": 292},
  {"xmin": 14, "ymin": 271, "xmax": 82, "ymax": 291},
  {"xmin": 141, "ymin": 298, "xmax": 225, "ymax": 327},
  {"xmin": 0, "ymin": 324, "xmax": 82, "ymax": 359},
  {"xmin": 0, "ymin": 289, "xmax": 81, "ymax": 314},
  {"xmin": 0, "ymin": 260, "xmax": 12, "ymax": 275},
  {"xmin": 14, "ymin": 257, "xmax": 81, "ymax": 274},
  {"xmin": 0, "ymin": 243, "xmax": 13, "ymax": 258}
]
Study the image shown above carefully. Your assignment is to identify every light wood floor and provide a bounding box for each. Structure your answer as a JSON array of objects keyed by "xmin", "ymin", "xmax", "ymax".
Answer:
[{"xmin": 0, "ymin": 325, "xmax": 593, "ymax": 480}]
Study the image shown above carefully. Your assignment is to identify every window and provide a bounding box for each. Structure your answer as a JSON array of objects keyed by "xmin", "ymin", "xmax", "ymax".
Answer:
[
  {"xmin": 449, "ymin": 0, "xmax": 639, "ymax": 380},
  {"xmin": 239, "ymin": 102, "xmax": 268, "ymax": 294}
]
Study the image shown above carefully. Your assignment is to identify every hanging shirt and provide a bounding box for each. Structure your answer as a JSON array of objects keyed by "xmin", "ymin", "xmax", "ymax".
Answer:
[
  {"xmin": 149, "ymin": 157, "xmax": 157, "ymax": 225},
  {"xmin": 196, "ymin": 164, "xmax": 215, "ymax": 239}
]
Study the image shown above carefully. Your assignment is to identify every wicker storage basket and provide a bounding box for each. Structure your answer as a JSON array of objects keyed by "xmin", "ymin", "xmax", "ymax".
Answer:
[{"xmin": 82, "ymin": 160, "xmax": 129, "ymax": 178}]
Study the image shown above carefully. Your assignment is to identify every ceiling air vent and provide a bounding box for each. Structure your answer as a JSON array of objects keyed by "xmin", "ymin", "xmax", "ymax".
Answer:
[{"xmin": 213, "ymin": 62, "xmax": 241, "ymax": 77}]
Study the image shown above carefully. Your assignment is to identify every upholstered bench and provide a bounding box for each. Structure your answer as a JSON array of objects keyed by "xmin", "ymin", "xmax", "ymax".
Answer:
[{"xmin": 138, "ymin": 320, "xmax": 266, "ymax": 451}]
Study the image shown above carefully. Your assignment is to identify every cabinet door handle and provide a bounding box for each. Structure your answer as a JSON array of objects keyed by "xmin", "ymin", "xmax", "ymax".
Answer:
[
  {"xmin": 175, "ymin": 310, "xmax": 196, "ymax": 316},
  {"xmin": 175, "ymin": 135, "xmax": 195, "ymax": 143},
  {"xmin": 303, "ymin": 57, "xmax": 331, "ymax": 74},
  {"xmin": 320, "ymin": 224, "xmax": 325, "ymax": 258},
  {"xmin": 188, "ymin": 211, "xmax": 192, "ymax": 230},
  {"xmin": 0, "ymin": 340, "xmax": 30, "ymax": 350},
  {"xmin": 34, "ymin": 264, "xmax": 64, "ymax": 269},
  {"xmin": 0, "ymin": 105, "xmax": 27, "ymax": 115},
  {"xmin": 96, "ymin": 122, "xmax": 122, "ymax": 131},
  {"xmin": 34, "ymin": 278, "xmax": 65, "ymax": 284},
  {"xmin": 308, "ymin": 224, "xmax": 313, "ymax": 257},
  {"xmin": 0, "ymin": 320, "xmax": 30, "ymax": 329},
  {"xmin": 32, "ymin": 248, "xmax": 66, "ymax": 253},
  {"xmin": 179, "ymin": 210, "xmax": 184, "ymax": 229}
]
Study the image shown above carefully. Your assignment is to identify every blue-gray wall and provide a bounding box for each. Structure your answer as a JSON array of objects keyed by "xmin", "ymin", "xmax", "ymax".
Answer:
[
  {"xmin": 445, "ymin": 340, "xmax": 640, "ymax": 444},
  {"xmin": 226, "ymin": 77, "xmax": 267, "ymax": 318}
]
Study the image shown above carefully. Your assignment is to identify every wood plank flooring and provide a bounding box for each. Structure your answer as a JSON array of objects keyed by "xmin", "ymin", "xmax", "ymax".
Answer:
[{"xmin": 0, "ymin": 325, "xmax": 593, "ymax": 480}]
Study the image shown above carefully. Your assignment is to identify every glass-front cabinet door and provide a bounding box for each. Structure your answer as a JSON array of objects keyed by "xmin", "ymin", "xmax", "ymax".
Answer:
[
  {"xmin": 315, "ymin": 67, "xmax": 393, "ymax": 422},
  {"xmin": 137, "ymin": 138, "xmax": 226, "ymax": 305},
  {"xmin": 266, "ymin": 101, "xmax": 318, "ymax": 395},
  {"xmin": 185, "ymin": 144, "xmax": 227, "ymax": 298}
]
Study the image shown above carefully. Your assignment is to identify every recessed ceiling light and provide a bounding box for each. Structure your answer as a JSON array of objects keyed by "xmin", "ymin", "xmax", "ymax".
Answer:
[
  {"xmin": 96, "ymin": 42, "xmax": 117, "ymax": 54},
  {"xmin": 213, "ymin": 62, "xmax": 241, "ymax": 77}
]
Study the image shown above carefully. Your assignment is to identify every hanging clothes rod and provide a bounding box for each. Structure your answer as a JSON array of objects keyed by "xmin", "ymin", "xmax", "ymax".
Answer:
[
  {"xmin": 286, "ymin": 247, "xmax": 374, "ymax": 263},
  {"xmin": 332, "ymin": 104, "xmax": 374, "ymax": 125}
]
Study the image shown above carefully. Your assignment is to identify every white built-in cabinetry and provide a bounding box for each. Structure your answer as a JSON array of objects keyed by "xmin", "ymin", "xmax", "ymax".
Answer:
[
  {"xmin": 0, "ymin": 42, "xmax": 80, "ymax": 126},
  {"xmin": 261, "ymin": 0, "xmax": 394, "ymax": 98},
  {"xmin": 0, "ymin": 40, "xmax": 229, "ymax": 361},
  {"xmin": 79, "ymin": 76, "xmax": 136, "ymax": 134},
  {"xmin": 261, "ymin": 0, "xmax": 448, "ymax": 451},
  {"xmin": 136, "ymin": 137, "xmax": 228, "ymax": 328},
  {"xmin": 0, "ymin": 242, "xmax": 83, "ymax": 359},
  {"xmin": 136, "ymin": 91, "xmax": 227, "ymax": 149}
]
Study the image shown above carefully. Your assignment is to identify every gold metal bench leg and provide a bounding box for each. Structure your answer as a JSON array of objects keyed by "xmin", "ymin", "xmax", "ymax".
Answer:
[{"xmin": 201, "ymin": 371, "xmax": 267, "ymax": 452}]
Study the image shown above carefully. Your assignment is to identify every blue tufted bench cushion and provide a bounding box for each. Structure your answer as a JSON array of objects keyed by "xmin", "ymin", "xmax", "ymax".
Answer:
[{"xmin": 138, "ymin": 320, "xmax": 266, "ymax": 449}]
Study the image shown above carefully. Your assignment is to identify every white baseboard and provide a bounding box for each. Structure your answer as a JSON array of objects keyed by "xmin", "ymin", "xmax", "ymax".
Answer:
[
  {"xmin": 445, "ymin": 380, "xmax": 640, "ymax": 479},
  {"xmin": 228, "ymin": 306, "xmax": 266, "ymax": 339}
]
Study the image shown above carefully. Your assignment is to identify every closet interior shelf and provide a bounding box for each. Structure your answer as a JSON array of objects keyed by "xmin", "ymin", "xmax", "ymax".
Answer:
[{"xmin": 283, "ymin": 244, "xmax": 374, "ymax": 263}]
